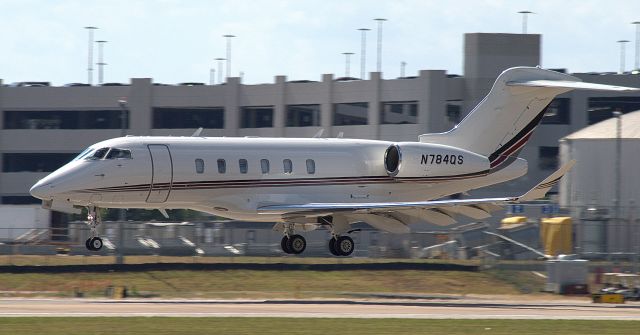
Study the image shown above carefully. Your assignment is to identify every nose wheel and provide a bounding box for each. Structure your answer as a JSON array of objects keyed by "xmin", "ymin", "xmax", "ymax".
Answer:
[
  {"xmin": 86, "ymin": 236, "xmax": 103, "ymax": 251},
  {"xmin": 85, "ymin": 206, "xmax": 103, "ymax": 251}
]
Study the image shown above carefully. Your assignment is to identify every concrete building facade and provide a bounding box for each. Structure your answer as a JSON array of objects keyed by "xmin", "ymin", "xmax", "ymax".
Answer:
[{"xmin": 1, "ymin": 32, "xmax": 640, "ymax": 212}]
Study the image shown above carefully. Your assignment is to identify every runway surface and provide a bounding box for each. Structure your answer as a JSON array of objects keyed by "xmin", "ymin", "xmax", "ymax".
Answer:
[{"xmin": 0, "ymin": 298, "xmax": 639, "ymax": 319}]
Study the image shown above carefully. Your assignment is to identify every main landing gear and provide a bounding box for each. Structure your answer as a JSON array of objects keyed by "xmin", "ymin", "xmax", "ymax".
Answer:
[
  {"xmin": 328, "ymin": 235, "xmax": 354, "ymax": 256},
  {"xmin": 85, "ymin": 206, "xmax": 103, "ymax": 251},
  {"xmin": 277, "ymin": 218, "xmax": 356, "ymax": 257},
  {"xmin": 281, "ymin": 234, "xmax": 307, "ymax": 255},
  {"xmin": 280, "ymin": 224, "xmax": 307, "ymax": 255}
]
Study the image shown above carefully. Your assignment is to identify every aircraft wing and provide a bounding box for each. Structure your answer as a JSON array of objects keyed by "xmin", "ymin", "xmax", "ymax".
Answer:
[{"xmin": 258, "ymin": 161, "xmax": 575, "ymax": 232}]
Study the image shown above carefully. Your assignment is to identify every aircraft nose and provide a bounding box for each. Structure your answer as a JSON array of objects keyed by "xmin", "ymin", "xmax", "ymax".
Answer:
[{"xmin": 29, "ymin": 181, "xmax": 54, "ymax": 200}]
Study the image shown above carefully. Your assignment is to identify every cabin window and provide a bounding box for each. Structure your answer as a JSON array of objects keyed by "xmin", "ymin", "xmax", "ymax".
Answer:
[
  {"xmin": 106, "ymin": 148, "xmax": 132, "ymax": 159},
  {"xmin": 306, "ymin": 159, "xmax": 315, "ymax": 174},
  {"xmin": 239, "ymin": 159, "xmax": 248, "ymax": 174},
  {"xmin": 217, "ymin": 159, "xmax": 226, "ymax": 173},
  {"xmin": 283, "ymin": 159, "xmax": 293, "ymax": 174},
  {"xmin": 86, "ymin": 147, "xmax": 110, "ymax": 160},
  {"xmin": 260, "ymin": 159, "xmax": 270, "ymax": 174},
  {"xmin": 195, "ymin": 159, "xmax": 205, "ymax": 174}
]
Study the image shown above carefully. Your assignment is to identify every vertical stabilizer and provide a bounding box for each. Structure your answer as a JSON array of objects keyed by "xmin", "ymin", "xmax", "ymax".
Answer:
[{"xmin": 419, "ymin": 67, "xmax": 637, "ymax": 169}]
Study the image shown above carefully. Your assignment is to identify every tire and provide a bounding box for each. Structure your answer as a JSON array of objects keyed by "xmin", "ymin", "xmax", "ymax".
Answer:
[
  {"xmin": 85, "ymin": 238, "xmax": 93, "ymax": 251},
  {"xmin": 281, "ymin": 236, "xmax": 292, "ymax": 254},
  {"xmin": 328, "ymin": 237, "xmax": 340, "ymax": 256},
  {"xmin": 336, "ymin": 236, "xmax": 354, "ymax": 256},
  {"xmin": 90, "ymin": 237, "xmax": 103, "ymax": 251},
  {"xmin": 287, "ymin": 235, "xmax": 306, "ymax": 254}
]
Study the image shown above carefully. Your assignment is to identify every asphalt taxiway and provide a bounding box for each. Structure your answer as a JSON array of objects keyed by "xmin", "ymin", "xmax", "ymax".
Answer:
[{"xmin": 0, "ymin": 298, "xmax": 638, "ymax": 319}]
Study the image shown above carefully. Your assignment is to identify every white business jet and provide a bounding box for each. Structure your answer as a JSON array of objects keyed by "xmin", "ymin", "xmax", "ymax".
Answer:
[{"xmin": 29, "ymin": 67, "xmax": 637, "ymax": 255}]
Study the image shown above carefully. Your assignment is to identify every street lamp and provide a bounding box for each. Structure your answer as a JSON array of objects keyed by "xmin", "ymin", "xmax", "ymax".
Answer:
[
  {"xmin": 84, "ymin": 26, "xmax": 98, "ymax": 85},
  {"xmin": 223, "ymin": 35, "xmax": 236, "ymax": 79},
  {"xmin": 632, "ymin": 22, "xmax": 640, "ymax": 70},
  {"xmin": 373, "ymin": 18, "xmax": 387, "ymax": 73},
  {"xmin": 342, "ymin": 52, "xmax": 354, "ymax": 77},
  {"xmin": 357, "ymin": 28, "xmax": 370, "ymax": 79},
  {"xmin": 617, "ymin": 40, "xmax": 630, "ymax": 74},
  {"xmin": 116, "ymin": 98, "xmax": 128, "ymax": 265},
  {"xmin": 215, "ymin": 57, "xmax": 226, "ymax": 84},
  {"xmin": 96, "ymin": 40, "xmax": 107, "ymax": 85},
  {"xmin": 517, "ymin": 11, "xmax": 534, "ymax": 34}
]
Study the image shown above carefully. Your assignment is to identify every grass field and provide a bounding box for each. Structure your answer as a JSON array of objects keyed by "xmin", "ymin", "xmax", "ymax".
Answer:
[
  {"xmin": 0, "ymin": 318, "xmax": 637, "ymax": 335},
  {"xmin": 0, "ymin": 269, "xmax": 545, "ymax": 298},
  {"xmin": 0, "ymin": 255, "xmax": 484, "ymax": 266}
]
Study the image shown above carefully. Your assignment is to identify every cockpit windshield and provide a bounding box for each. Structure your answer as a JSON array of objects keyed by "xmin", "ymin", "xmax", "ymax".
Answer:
[
  {"xmin": 86, "ymin": 148, "xmax": 110, "ymax": 160},
  {"xmin": 105, "ymin": 148, "xmax": 132, "ymax": 159},
  {"xmin": 74, "ymin": 147, "xmax": 132, "ymax": 161},
  {"xmin": 73, "ymin": 147, "xmax": 95, "ymax": 161}
]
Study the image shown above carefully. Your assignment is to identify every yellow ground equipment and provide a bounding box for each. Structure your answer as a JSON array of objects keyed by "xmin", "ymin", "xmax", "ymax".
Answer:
[
  {"xmin": 592, "ymin": 293, "xmax": 625, "ymax": 304},
  {"xmin": 598, "ymin": 273, "xmax": 640, "ymax": 302},
  {"xmin": 540, "ymin": 217, "xmax": 572, "ymax": 256},
  {"xmin": 501, "ymin": 216, "xmax": 527, "ymax": 226}
]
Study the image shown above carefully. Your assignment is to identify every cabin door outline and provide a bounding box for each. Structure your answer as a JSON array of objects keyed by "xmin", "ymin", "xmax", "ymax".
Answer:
[{"xmin": 146, "ymin": 144, "xmax": 173, "ymax": 203}]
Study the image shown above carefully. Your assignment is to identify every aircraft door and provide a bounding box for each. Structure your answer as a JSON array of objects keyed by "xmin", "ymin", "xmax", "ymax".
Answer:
[{"xmin": 146, "ymin": 144, "xmax": 173, "ymax": 203}]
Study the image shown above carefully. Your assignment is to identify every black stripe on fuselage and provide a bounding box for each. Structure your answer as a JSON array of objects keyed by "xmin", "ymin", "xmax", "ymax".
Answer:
[{"xmin": 77, "ymin": 170, "xmax": 491, "ymax": 194}]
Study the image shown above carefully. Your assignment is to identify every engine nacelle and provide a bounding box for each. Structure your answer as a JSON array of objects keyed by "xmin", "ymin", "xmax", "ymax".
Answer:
[{"xmin": 384, "ymin": 142, "xmax": 490, "ymax": 179}]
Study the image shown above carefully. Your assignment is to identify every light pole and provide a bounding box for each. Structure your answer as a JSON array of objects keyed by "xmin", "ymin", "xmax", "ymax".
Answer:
[
  {"xmin": 357, "ymin": 28, "xmax": 370, "ymax": 79},
  {"xmin": 517, "ymin": 11, "xmax": 534, "ymax": 34},
  {"xmin": 96, "ymin": 40, "xmax": 107, "ymax": 85},
  {"xmin": 116, "ymin": 98, "xmax": 128, "ymax": 265},
  {"xmin": 632, "ymin": 21, "xmax": 640, "ymax": 70},
  {"xmin": 223, "ymin": 35, "xmax": 236, "ymax": 79},
  {"xmin": 611, "ymin": 111, "xmax": 623, "ymax": 262},
  {"xmin": 374, "ymin": 18, "xmax": 387, "ymax": 73},
  {"xmin": 84, "ymin": 26, "xmax": 98, "ymax": 85},
  {"xmin": 618, "ymin": 40, "xmax": 630, "ymax": 74},
  {"xmin": 342, "ymin": 52, "xmax": 354, "ymax": 77},
  {"xmin": 215, "ymin": 57, "xmax": 226, "ymax": 84}
]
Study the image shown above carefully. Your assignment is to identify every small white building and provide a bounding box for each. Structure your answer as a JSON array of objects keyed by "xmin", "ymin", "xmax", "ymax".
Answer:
[{"xmin": 560, "ymin": 111, "xmax": 640, "ymax": 257}]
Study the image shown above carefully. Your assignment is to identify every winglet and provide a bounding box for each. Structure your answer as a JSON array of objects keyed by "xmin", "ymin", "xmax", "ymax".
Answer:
[{"xmin": 516, "ymin": 160, "xmax": 575, "ymax": 202}]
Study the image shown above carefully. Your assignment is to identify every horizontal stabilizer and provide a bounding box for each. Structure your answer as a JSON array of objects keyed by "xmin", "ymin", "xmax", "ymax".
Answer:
[{"xmin": 507, "ymin": 80, "xmax": 640, "ymax": 91}]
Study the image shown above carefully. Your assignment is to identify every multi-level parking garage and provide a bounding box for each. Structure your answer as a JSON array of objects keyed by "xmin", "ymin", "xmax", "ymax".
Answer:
[{"xmin": 1, "ymin": 32, "xmax": 640, "ymax": 208}]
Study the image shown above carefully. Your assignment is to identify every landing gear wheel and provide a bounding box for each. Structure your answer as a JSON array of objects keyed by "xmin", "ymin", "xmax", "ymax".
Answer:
[
  {"xmin": 287, "ymin": 234, "xmax": 306, "ymax": 254},
  {"xmin": 89, "ymin": 237, "xmax": 103, "ymax": 251},
  {"xmin": 328, "ymin": 237, "xmax": 340, "ymax": 256},
  {"xmin": 85, "ymin": 238, "xmax": 93, "ymax": 251},
  {"xmin": 336, "ymin": 236, "xmax": 354, "ymax": 256},
  {"xmin": 281, "ymin": 236, "xmax": 293, "ymax": 254}
]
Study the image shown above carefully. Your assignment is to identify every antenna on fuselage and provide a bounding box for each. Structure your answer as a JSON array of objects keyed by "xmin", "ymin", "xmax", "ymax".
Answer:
[{"xmin": 191, "ymin": 127, "xmax": 204, "ymax": 137}]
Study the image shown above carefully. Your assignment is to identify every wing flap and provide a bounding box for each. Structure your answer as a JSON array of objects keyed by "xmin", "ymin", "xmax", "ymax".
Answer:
[
  {"xmin": 446, "ymin": 205, "xmax": 493, "ymax": 220},
  {"xmin": 259, "ymin": 161, "xmax": 575, "ymax": 224}
]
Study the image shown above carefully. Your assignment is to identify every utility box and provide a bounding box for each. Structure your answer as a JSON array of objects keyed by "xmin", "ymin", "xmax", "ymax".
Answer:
[{"xmin": 545, "ymin": 257, "xmax": 589, "ymax": 294}]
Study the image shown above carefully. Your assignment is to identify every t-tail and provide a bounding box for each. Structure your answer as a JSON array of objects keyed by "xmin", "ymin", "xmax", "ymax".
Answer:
[{"xmin": 419, "ymin": 66, "xmax": 638, "ymax": 169}]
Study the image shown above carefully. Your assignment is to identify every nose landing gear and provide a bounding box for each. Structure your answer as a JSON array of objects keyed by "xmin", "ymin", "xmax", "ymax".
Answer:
[
  {"xmin": 86, "ymin": 236, "xmax": 103, "ymax": 251},
  {"xmin": 85, "ymin": 206, "xmax": 104, "ymax": 251}
]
